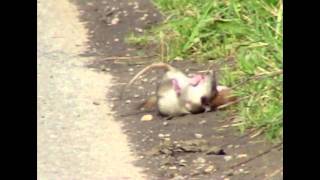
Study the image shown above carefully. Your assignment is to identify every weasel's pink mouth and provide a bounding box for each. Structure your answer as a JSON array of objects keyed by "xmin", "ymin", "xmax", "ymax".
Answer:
[{"xmin": 189, "ymin": 74, "xmax": 205, "ymax": 86}]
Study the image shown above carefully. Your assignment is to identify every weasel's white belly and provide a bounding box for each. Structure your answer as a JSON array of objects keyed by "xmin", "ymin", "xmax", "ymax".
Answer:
[{"xmin": 157, "ymin": 89, "xmax": 189, "ymax": 116}]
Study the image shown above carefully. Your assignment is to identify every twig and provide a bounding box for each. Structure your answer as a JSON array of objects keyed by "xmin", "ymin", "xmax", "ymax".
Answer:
[
  {"xmin": 220, "ymin": 128, "xmax": 262, "ymax": 149},
  {"xmin": 229, "ymin": 142, "xmax": 283, "ymax": 169},
  {"xmin": 264, "ymin": 167, "xmax": 283, "ymax": 180},
  {"xmin": 231, "ymin": 70, "xmax": 282, "ymax": 89},
  {"xmin": 100, "ymin": 55, "xmax": 156, "ymax": 61},
  {"xmin": 119, "ymin": 110, "xmax": 155, "ymax": 118}
]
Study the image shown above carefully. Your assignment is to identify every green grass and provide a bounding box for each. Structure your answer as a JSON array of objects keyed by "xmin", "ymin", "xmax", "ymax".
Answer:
[{"xmin": 127, "ymin": 0, "xmax": 283, "ymax": 141}]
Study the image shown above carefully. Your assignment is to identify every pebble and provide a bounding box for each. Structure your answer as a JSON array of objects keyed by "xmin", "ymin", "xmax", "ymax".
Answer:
[
  {"xmin": 141, "ymin": 114, "xmax": 153, "ymax": 121},
  {"xmin": 235, "ymin": 145, "xmax": 240, "ymax": 148},
  {"xmin": 168, "ymin": 166, "xmax": 177, "ymax": 170},
  {"xmin": 174, "ymin": 57, "xmax": 183, "ymax": 61},
  {"xmin": 158, "ymin": 134, "xmax": 165, "ymax": 138},
  {"xmin": 140, "ymin": 14, "xmax": 149, "ymax": 21},
  {"xmin": 114, "ymin": 38, "xmax": 119, "ymax": 42},
  {"xmin": 236, "ymin": 154, "xmax": 248, "ymax": 158},
  {"xmin": 135, "ymin": 28, "xmax": 143, "ymax": 33},
  {"xmin": 195, "ymin": 133, "xmax": 203, "ymax": 138},
  {"xmin": 224, "ymin": 155, "xmax": 233, "ymax": 162},
  {"xmin": 128, "ymin": 68, "xmax": 134, "ymax": 72},
  {"xmin": 125, "ymin": 100, "xmax": 131, "ymax": 104},
  {"xmin": 133, "ymin": 94, "xmax": 140, "ymax": 98},
  {"xmin": 199, "ymin": 120, "xmax": 207, "ymax": 125},
  {"xmin": 163, "ymin": 122, "xmax": 168, "ymax": 126},
  {"xmin": 224, "ymin": 169, "xmax": 234, "ymax": 176},
  {"xmin": 204, "ymin": 165, "xmax": 215, "ymax": 173},
  {"xmin": 93, "ymin": 101, "xmax": 100, "ymax": 105},
  {"xmin": 138, "ymin": 86, "xmax": 144, "ymax": 90},
  {"xmin": 142, "ymin": 78, "xmax": 148, "ymax": 82},
  {"xmin": 194, "ymin": 157, "xmax": 206, "ymax": 164},
  {"xmin": 227, "ymin": 144, "xmax": 234, "ymax": 149}
]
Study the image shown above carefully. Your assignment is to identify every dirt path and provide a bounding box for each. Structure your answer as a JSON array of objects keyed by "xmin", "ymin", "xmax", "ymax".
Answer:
[
  {"xmin": 71, "ymin": 0, "xmax": 283, "ymax": 179},
  {"xmin": 37, "ymin": 0, "xmax": 145, "ymax": 179}
]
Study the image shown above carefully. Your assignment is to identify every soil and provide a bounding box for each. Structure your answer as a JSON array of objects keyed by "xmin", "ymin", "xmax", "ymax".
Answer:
[{"xmin": 72, "ymin": 0, "xmax": 283, "ymax": 179}]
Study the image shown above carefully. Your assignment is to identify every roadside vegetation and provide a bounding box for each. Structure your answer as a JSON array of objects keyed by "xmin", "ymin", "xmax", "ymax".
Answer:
[{"xmin": 126, "ymin": 0, "xmax": 283, "ymax": 141}]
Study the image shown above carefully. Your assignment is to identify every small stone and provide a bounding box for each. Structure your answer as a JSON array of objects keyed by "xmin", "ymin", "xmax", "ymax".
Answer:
[
  {"xmin": 164, "ymin": 134, "xmax": 170, "ymax": 137},
  {"xmin": 125, "ymin": 99, "xmax": 131, "ymax": 104},
  {"xmin": 129, "ymin": 68, "xmax": 134, "ymax": 72},
  {"xmin": 168, "ymin": 166, "xmax": 177, "ymax": 170},
  {"xmin": 133, "ymin": 94, "xmax": 140, "ymax": 98},
  {"xmin": 194, "ymin": 157, "xmax": 206, "ymax": 164},
  {"xmin": 140, "ymin": 14, "xmax": 149, "ymax": 21},
  {"xmin": 227, "ymin": 144, "xmax": 234, "ymax": 149},
  {"xmin": 239, "ymin": 168, "xmax": 244, "ymax": 172},
  {"xmin": 164, "ymin": 138, "xmax": 171, "ymax": 141},
  {"xmin": 151, "ymin": 91, "xmax": 156, "ymax": 95},
  {"xmin": 224, "ymin": 155, "xmax": 233, "ymax": 162},
  {"xmin": 158, "ymin": 134, "xmax": 165, "ymax": 138},
  {"xmin": 195, "ymin": 133, "xmax": 203, "ymax": 138},
  {"xmin": 110, "ymin": 17, "xmax": 120, "ymax": 25},
  {"xmin": 141, "ymin": 114, "xmax": 153, "ymax": 121},
  {"xmin": 224, "ymin": 169, "xmax": 234, "ymax": 176},
  {"xmin": 235, "ymin": 145, "xmax": 240, "ymax": 148},
  {"xmin": 114, "ymin": 38, "xmax": 119, "ymax": 42},
  {"xmin": 163, "ymin": 122, "xmax": 168, "ymax": 126},
  {"xmin": 204, "ymin": 165, "xmax": 215, "ymax": 173},
  {"xmin": 93, "ymin": 101, "xmax": 100, "ymax": 105},
  {"xmin": 109, "ymin": 104, "xmax": 114, "ymax": 108},
  {"xmin": 142, "ymin": 78, "xmax": 148, "ymax": 82},
  {"xmin": 206, "ymin": 146, "xmax": 225, "ymax": 155},
  {"xmin": 174, "ymin": 57, "xmax": 183, "ymax": 61},
  {"xmin": 135, "ymin": 28, "xmax": 143, "ymax": 33},
  {"xmin": 199, "ymin": 120, "xmax": 206, "ymax": 125},
  {"xmin": 236, "ymin": 154, "xmax": 248, "ymax": 159}
]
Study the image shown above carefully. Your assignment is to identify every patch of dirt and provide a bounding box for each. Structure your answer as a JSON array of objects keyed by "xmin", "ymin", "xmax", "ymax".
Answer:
[{"xmin": 72, "ymin": 0, "xmax": 283, "ymax": 179}]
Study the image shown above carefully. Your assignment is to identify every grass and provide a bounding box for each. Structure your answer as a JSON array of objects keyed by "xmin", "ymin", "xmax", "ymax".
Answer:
[{"xmin": 126, "ymin": 0, "xmax": 283, "ymax": 141}]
